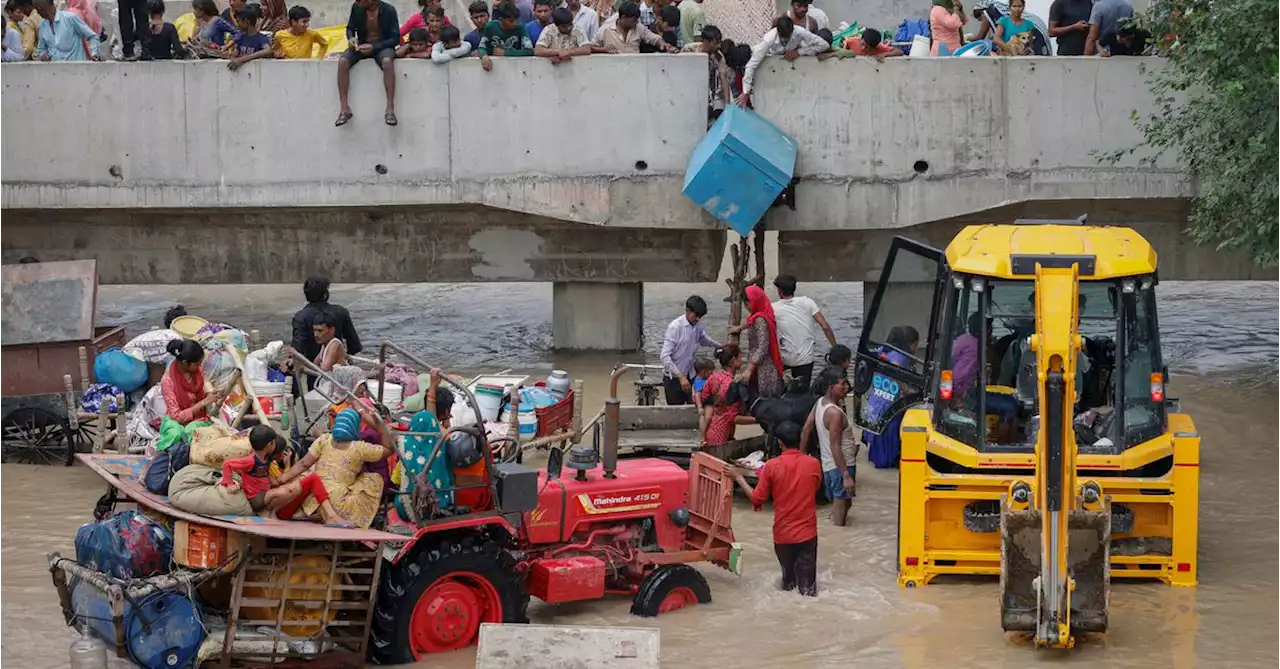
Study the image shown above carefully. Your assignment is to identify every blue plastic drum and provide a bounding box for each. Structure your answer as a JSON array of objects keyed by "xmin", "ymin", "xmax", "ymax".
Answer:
[{"xmin": 71, "ymin": 583, "xmax": 204, "ymax": 669}]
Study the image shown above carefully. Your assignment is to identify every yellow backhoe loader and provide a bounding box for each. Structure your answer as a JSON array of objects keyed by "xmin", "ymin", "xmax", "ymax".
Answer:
[{"xmin": 851, "ymin": 217, "xmax": 1199, "ymax": 648}]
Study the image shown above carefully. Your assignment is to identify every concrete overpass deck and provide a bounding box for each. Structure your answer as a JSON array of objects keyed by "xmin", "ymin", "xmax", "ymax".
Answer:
[{"xmin": 3, "ymin": 56, "xmax": 1270, "ymax": 348}]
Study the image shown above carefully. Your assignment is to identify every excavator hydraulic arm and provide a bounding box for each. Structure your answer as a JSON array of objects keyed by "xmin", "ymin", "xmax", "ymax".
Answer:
[{"xmin": 999, "ymin": 265, "xmax": 1112, "ymax": 648}]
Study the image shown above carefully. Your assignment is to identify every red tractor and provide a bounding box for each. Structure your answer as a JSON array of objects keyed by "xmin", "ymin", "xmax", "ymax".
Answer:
[{"xmin": 368, "ymin": 370, "xmax": 741, "ymax": 664}]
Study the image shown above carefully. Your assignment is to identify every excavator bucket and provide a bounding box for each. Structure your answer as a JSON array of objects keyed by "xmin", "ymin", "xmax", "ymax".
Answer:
[
  {"xmin": 1067, "ymin": 506, "xmax": 1111, "ymax": 634},
  {"xmin": 1000, "ymin": 501, "xmax": 1112, "ymax": 638},
  {"xmin": 999, "ymin": 505, "xmax": 1040, "ymax": 633}
]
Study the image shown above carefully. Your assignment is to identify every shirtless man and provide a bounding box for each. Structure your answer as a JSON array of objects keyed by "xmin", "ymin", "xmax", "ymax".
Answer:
[{"xmin": 336, "ymin": 0, "xmax": 400, "ymax": 126}]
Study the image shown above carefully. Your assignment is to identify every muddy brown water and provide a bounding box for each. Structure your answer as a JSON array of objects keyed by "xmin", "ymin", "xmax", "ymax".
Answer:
[{"xmin": 2, "ymin": 281, "xmax": 1276, "ymax": 668}]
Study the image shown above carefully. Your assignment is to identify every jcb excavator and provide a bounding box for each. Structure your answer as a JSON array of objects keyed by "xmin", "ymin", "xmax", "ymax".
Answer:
[{"xmin": 851, "ymin": 218, "xmax": 1199, "ymax": 648}]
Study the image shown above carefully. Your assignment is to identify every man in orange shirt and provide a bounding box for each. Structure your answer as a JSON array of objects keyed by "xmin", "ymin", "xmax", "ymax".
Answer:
[
  {"xmin": 733, "ymin": 421, "xmax": 823, "ymax": 596},
  {"xmin": 845, "ymin": 28, "xmax": 902, "ymax": 58}
]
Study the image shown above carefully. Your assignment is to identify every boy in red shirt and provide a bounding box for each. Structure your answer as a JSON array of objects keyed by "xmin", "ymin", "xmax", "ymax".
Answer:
[
  {"xmin": 733, "ymin": 421, "xmax": 823, "ymax": 596},
  {"xmin": 222, "ymin": 424, "xmax": 346, "ymax": 524}
]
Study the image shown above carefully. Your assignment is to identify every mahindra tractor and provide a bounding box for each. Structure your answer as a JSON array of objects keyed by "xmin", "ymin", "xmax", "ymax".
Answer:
[{"xmin": 366, "ymin": 352, "xmax": 741, "ymax": 664}]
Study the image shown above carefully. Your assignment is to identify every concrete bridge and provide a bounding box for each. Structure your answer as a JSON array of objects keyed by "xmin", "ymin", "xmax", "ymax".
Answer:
[{"xmin": 2, "ymin": 56, "xmax": 1271, "ymax": 348}]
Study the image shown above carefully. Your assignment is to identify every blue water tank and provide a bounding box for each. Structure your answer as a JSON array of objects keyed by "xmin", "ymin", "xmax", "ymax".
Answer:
[
  {"xmin": 682, "ymin": 106, "xmax": 797, "ymax": 236},
  {"xmin": 71, "ymin": 582, "xmax": 204, "ymax": 669}
]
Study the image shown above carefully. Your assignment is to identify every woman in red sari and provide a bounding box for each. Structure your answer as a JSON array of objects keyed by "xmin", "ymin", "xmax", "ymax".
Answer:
[
  {"xmin": 738, "ymin": 285, "xmax": 785, "ymax": 397},
  {"xmin": 161, "ymin": 339, "xmax": 222, "ymax": 425}
]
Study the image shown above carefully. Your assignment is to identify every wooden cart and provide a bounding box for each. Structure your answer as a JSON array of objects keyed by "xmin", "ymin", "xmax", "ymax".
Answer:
[{"xmin": 1, "ymin": 260, "xmax": 127, "ymax": 465}]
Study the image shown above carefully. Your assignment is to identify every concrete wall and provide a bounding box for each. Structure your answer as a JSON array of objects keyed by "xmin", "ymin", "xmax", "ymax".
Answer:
[
  {"xmin": 7, "ymin": 57, "xmax": 1263, "ymax": 282},
  {"xmin": 1, "ymin": 57, "xmax": 713, "ymax": 230},
  {"xmin": 751, "ymin": 57, "xmax": 1191, "ymax": 233}
]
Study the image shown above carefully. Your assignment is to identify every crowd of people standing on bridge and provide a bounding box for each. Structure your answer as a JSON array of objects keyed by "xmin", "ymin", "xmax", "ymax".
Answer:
[{"xmin": 4, "ymin": 0, "xmax": 1170, "ymax": 122}]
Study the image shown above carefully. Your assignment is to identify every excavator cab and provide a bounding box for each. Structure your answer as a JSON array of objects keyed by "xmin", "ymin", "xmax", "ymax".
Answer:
[{"xmin": 851, "ymin": 221, "xmax": 1200, "ymax": 648}]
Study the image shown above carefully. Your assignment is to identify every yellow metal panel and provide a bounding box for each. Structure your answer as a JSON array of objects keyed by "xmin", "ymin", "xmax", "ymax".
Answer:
[{"xmin": 945, "ymin": 224, "xmax": 1158, "ymax": 279}]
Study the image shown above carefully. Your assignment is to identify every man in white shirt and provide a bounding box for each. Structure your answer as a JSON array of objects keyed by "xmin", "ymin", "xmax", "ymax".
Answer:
[
  {"xmin": 562, "ymin": 0, "xmax": 599, "ymax": 42},
  {"xmin": 738, "ymin": 16, "xmax": 829, "ymax": 106},
  {"xmin": 788, "ymin": 0, "xmax": 828, "ymax": 33},
  {"xmin": 772, "ymin": 274, "xmax": 837, "ymax": 392}
]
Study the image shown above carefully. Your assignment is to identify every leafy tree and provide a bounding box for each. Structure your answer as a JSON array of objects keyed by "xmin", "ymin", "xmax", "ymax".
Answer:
[{"xmin": 1102, "ymin": 0, "xmax": 1278, "ymax": 266}]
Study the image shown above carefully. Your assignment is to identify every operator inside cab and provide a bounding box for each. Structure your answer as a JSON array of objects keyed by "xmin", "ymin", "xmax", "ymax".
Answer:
[
  {"xmin": 946, "ymin": 285, "xmax": 1118, "ymax": 447},
  {"xmin": 997, "ymin": 292, "xmax": 1090, "ymax": 408}
]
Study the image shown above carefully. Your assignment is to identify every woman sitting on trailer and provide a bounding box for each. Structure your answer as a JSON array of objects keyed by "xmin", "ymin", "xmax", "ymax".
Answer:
[
  {"xmin": 276, "ymin": 406, "xmax": 393, "ymax": 528},
  {"xmin": 162, "ymin": 339, "xmax": 223, "ymax": 425}
]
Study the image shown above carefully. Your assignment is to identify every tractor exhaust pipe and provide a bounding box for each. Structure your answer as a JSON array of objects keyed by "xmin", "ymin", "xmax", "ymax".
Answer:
[{"xmin": 605, "ymin": 363, "xmax": 664, "ymax": 479}]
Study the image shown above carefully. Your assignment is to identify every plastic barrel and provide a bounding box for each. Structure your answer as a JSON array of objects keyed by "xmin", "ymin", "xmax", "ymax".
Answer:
[{"xmin": 70, "ymin": 582, "xmax": 204, "ymax": 669}]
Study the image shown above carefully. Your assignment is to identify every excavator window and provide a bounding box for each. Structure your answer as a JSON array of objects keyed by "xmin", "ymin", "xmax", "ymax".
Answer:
[{"xmin": 932, "ymin": 274, "xmax": 1164, "ymax": 453}]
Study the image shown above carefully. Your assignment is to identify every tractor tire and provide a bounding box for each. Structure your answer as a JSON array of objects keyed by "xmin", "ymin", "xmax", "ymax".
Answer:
[
  {"xmin": 369, "ymin": 536, "xmax": 529, "ymax": 664},
  {"xmin": 630, "ymin": 564, "xmax": 712, "ymax": 617}
]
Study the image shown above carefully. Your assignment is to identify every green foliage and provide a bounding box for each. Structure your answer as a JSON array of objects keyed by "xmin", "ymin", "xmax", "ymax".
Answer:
[{"xmin": 1101, "ymin": 0, "xmax": 1278, "ymax": 266}]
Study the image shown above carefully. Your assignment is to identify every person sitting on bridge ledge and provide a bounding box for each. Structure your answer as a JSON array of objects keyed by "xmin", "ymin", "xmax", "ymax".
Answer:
[
  {"xmin": 336, "ymin": 0, "xmax": 400, "ymax": 126},
  {"xmin": 479, "ymin": 1, "xmax": 534, "ymax": 71},
  {"xmin": 593, "ymin": 1, "xmax": 675, "ymax": 54},
  {"xmin": 732, "ymin": 420, "xmax": 823, "ymax": 597},
  {"xmin": 534, "ymin": 7, "xmax": 592, "ymax": 63},
  {"xmin": 738, "ymin": 16, "xmax": 829, "ymax": 107}
]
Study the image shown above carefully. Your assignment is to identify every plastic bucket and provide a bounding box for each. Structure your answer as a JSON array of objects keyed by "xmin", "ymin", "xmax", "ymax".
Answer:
[
  {"xmin": 475, "ymin": 384, "xmax": 505, "ymax": 422},
  {"xmin": 250, "ymin": 380, "xmax": 287, "ymax": 415},
  {"xmin": 909, "ymin": 34, "xmax": 931, "ymax": 57},
  {"xmin": 518, "ymin": 411, "xmax": 538, "ymax": 438}
]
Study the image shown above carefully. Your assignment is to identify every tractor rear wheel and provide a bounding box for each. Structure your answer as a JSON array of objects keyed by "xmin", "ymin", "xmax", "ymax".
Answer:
[
  {"xmin": 370, "ymin": 536, "xmax": 529, "ymax": 664},
  {"xmin": 630, "ymin": 564, "xmax": 711, "ymax": 617}
]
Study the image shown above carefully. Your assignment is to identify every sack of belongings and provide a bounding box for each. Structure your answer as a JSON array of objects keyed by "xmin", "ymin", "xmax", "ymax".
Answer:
[
  {"xmin": 75, "ymin": 509, "xmax": 174, "ymax": 579},
  {"xmin": 168, "ymin": 465, "xmax": 254, "ymax": 516},
  {"xmin": 189, "ymin": 425, "xmax": 252, "ymax": 467}
]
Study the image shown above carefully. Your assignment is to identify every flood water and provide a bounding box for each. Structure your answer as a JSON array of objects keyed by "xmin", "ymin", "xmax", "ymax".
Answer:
[{"xmin": 2, "ymin": 279, "xmax": 1276, "ymax": 668}]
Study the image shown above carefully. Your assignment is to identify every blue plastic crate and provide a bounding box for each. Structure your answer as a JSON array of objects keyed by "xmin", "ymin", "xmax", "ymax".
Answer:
[{"xmin": 682, "ymin": 106, "xmax": 797, "ymax": 237}]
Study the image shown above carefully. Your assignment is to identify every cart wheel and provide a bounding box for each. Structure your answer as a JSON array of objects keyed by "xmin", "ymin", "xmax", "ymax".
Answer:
[{"xmin": 1, "ymin": 407, "xmax": 76, "ymax": 466}]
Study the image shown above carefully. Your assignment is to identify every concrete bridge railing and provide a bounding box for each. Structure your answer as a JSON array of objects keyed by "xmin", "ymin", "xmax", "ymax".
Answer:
[{"xmin": 3, "ymin": 56, "xmax": 1188, "ymax": 232}]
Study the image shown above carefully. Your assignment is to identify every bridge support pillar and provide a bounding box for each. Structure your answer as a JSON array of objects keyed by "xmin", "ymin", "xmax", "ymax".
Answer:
[{"xmin": 552, "ymin": 282, "xmax": 644, "ymax": 351}]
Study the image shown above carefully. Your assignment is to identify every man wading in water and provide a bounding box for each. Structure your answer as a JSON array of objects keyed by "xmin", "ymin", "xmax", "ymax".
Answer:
[{"xmin": 733, "ymin": 421, "xmax": 823, "ymax": 596}]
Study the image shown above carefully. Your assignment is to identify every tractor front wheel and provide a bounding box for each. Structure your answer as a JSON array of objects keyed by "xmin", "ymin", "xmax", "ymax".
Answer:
[
  {"xmin": 370, "ymin": 536, "xmax": 529, "ymax": 664},
  {"xmin": 630, "ymin": 564, "xmax": 711, "ymax": 617}
]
